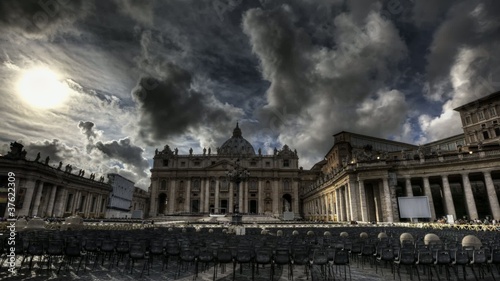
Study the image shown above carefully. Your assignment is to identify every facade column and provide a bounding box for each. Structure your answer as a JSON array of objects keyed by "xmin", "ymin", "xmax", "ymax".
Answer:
[
  {"xmin": 422, "ymin": 177, "xmax": 436, "ymax": 221},
  {"xmin": 214, "ymin": 178, "xmax": 220, "ymax": 212},
  {"xmin": 240, "ymin": 181, "xmax": 247, "ymax": 213},
  {"xmin": 204, "ymin": 179, "xmax": 210, "ymax": 213},
  {"xmin": 96, "ymin": 194, "xmax": 102, "ymax": 215},
  {"xmin": 382, "ymin": 177, "xmax": 394, "ymax": 222},
  {"xmin": 149, "ymin": 178, "xmax": 159, "ymax": 217},
  {"xmin": 441, "ymin": 175, "xmax": 456, "ymax": 220},
  {"xmin": 228, "ymin": 179, "xmax": 233, "ymax": 213},
  {"xmin": 72, "ymin": 191, "xmax": 81, "ymax": 214},
  {"xmin": 293, "ymin": 179, "xmax": 299, "ymax": 215},
  {"xmin": 185, "ymin": 178, "xmax": 191, "ymax": 213},
  {"xmin": 243, "ymin": 181, "xmax": 248, "ymax": 213},
  {"xmin": 168, "ymin": 179, "xmax": 176, "ymax": 214},
  {"xmin": 200, "ymin": 178, "xmax": 205, "ymax": 213},
  {"xmin": 484, "ymin": 171, "xmax": 500, "ymax": 220},
  {"xmin": 272, "ymin": 179, "xmax": 279, "ymax": 215},
  {"xmin": 258, "ymin": 180, "xmax": 263, "ymax": 214},
  {"xmin": 348, "ymin": 178, "xmax": 359, "ymax": 221},
  {"xmin": 31, "ymin": 182, "xmax": 44, "ymax": 217},
  {"xmin": 461, "ymin": 173, "xmax": 478, "ymax": 220},
  {"xmin": 405, "ymin": 177, "xmax": 414, "ymax": 197}
]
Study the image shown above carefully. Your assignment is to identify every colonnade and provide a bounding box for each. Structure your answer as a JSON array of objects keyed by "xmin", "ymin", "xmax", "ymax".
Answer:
[{"xmin": 303, "ymin": 170, "xmax": 500, "ymax": 222}]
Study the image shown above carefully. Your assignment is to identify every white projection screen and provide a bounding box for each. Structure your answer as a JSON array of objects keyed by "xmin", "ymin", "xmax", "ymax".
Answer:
[{"xmin": 398, "ymin": 196, "xmax": 431, "ymax": 218}]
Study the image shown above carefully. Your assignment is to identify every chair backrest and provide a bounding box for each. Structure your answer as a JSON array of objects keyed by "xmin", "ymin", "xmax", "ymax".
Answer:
[
  {"xmin": 417, "ymin": 249, "xmax": 433, "ymax": 264},
  {"xmin": 454, "ymin": 250, "xmax": 470, "ymax": 265},
  {"xmin": 334, "ymin": 249, "xmax": 349, "ymax": 265},
  {"xmin": 435, "ymin": 250, "xmax": 451, "ymax": 264},
  {"xmin": 492, "ymin": 248, "xmax": 500, "ymax": 263},
  {"xmin": 472, "ymin": 249, "xmax": 487, "ymax": 264},
  {"xmin": 216, "ymin": 248, "xmax": 233, "ymax": 263},
  {"xmin": 399, "ymin": 249, "xmax": 416, "ymax": 264},
  {"xmin": 255, "ymin": 248, "xmax": 272, "ymax": 264},
  {"xmin": 312, "ymin": 249, "xmax": 328, "ymax": 265},
  {"xmin": 129, "ymin": 243, "xmax": 146, "ymax": 259},
  {"xmin": 379, "ymin": 248, "xmax": 394, "ymax": 261}
]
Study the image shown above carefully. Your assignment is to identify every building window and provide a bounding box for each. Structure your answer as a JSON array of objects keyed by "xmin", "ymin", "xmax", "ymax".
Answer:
[
  {"xmin": 265, "ymin": 162, "xmax": 270, "ymax": 167},
  {"xmin": 490, "ymin": 107, "xmax": 497, "ymax": 117},
  {"xmin": 494, "ymin": 120, "xmax": 498, "ymax": 125},
  {"xmin": 465, "ymin": 116, "xmax": 472, "ymax": 124},
  {"xmin": 478, "ymin": 110, "xmax": 485, "ymax": 120},
  {"xmin": 495, "ymin": 128, "xmax": 500, "ymax": 137},
  {"xmin": 470, "ymin": 134, "xmax": 476, "ymax": 143},
  {"xmin": 249, "ymin": 180, "xmax": 257, "ymax": 190},
  {"xmin": 194, "ymin": 161, "xmax": 200, "ymax": 166},
  {"xmin": 163, "ymin": 159, "xmax": 169, "ymax": 166},
  {"xmin": 483, "ymin": 131, "xmax": 490, "ymax": 140},
  {"xmin": 192, "ymin": 179, "xmax": 200, "ymax": 191},
  {"xmin": 211, "ymin": 161, "xmax": 215, "ymax": 165},
  {"xmin": 160, "ymin": 180, "xmax": 167, "ymax": 190},
  {"xmin": 283, "ymin": 180, "xmax": 291, "ymax": 191},
  {"xmin": 481, "ymin": 124, "xmax": 486, "ymax": 128},
  {"xmin": 250, "ymin": 161, "xmax": 257, "ymax": 166},
  {"xmin": 181, "ymin": 162, "xmax": 186, "ymax": 167},
  {"xmin": 283, "ymin": 160, "xmax": 289, "ymax": 167}
]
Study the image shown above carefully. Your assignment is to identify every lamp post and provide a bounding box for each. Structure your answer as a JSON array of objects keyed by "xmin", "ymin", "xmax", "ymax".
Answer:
[{"xmin": 226, "ymin": 159, "xmax": 249, "ymax": 225}]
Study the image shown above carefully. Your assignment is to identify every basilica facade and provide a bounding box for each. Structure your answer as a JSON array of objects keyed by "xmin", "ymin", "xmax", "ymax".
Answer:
[{"xmin": 149, "ymin": 124, "xmax": 303, "ymax": 218}]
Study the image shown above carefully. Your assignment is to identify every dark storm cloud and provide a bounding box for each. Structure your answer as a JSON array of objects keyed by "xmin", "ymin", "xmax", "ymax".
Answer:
[
  {"xmin": 243, "ymin": 5, "xmax": 314, "ymax": 115},
  {"xmin": 23, "ymin": 139, "xmax": 77, "ymax": 164},
  {"xmin": 425, "ymin": 1, "xmax": 500, "ymax": 102},
  {"xmin": 132, "ymin": 63, "xmax": 237, "ymax": 143},
  {"xmin": 78, "ymin": 121, "xmax": 97, "ymax": 141},
  {"xmin": 94, "ymin": 138, "xmax": 149, "ymax": 177},
  {"xmin": 0, "ymin": 0, "xmax": 93, "ymax": 36}
]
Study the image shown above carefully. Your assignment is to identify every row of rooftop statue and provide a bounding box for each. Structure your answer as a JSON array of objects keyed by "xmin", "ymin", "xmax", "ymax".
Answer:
[
  {"xmin": 3, "ymin": 142, "xmax": 105, "ymax": 183},
  {"xmin": 155, "ymin": 145, "xmax": 298, "ymax": 157}
]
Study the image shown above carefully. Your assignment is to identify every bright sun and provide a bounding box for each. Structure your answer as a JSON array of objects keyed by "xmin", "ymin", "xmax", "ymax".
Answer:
[{"xmin": 17, "ymin": 67, "xmax": 69, "ymax": 109}]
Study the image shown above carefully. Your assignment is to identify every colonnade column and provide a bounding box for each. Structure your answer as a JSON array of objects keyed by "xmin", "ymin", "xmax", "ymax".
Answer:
[
  {"xmin": 405, "ymin": 177, "xmax": 413, "ymax": 197},
  {"xmin": 31, "ymin": 182, "xmax": 44, "ymax": 217},
  {"xmin": 422, "ymin": 177, "xmax": 436, "ymax": 221},
  {"xmin": 382, "ymin": 177, "xmax": 394, "ymax": 222},
  {"xmin": 441, "ymin": 175, "xmax": 456, "ymax": 220},
  {"xmin": 229, "ymin": 179, "xmax": 233, "ymax": 213},
  {"xmin": 339, "ymin": 188, "xmax": 345, "ymax": 221},
  {"xmin": 343, "ymin": 186, "xmax": 350, "ymax": 221},
  {"xmin": 293, "ymin": 180, "xmax": 299, "ymax": 215},
  {"xmin": 483, "ymin": 171, "xmax": 500, "ymax": 220},
  {"xmin": 239, "ymin": 181, "xmax": 244, "ymax": 213},
  {"xmin": 461, "ymin": 173, "xmax": 478, "ymax": 220},
  {"xmin": 335, "ymin": 190, "xmax": 340, "ymax": 221},
  {"xmin": 18, "ymin": 180, "xmax": 36, "ymax": 217},
  {"xmin": 358, "ymin": 179, "xmax": 368, "ymax": 222},
  {"xmin": 348, "ymin": 178, "xmax": 359, "ymax": 221}
]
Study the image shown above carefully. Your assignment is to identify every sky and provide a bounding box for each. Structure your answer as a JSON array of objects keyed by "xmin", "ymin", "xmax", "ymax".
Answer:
[{"xmin": 1, "ymin": 0, "xmax": 500, "ymax": 190}]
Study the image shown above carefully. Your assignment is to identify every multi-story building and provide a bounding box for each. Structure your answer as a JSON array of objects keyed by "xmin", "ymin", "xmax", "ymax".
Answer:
[
  {"xmin": 149, "ymin": 123, "xmax": 301, "ymax": 218},
  {"xmin": 454, "ymin": 91, "xmax": 500, "ymax": 150},
  {"xmin": 302, "ymin": 91, "xmax": 500, "ymax": 223}
]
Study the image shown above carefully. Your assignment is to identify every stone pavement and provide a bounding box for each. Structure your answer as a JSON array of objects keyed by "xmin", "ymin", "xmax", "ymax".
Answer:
[{"xmin": 1, "ymin": 255, "xmax": 497, "ymax": 281}]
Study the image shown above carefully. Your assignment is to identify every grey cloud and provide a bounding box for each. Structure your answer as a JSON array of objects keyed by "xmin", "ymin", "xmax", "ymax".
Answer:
[
  {"xmin": 113, "ymin": 0, "xmax": 155, "ymax": 26},
  {"xmin": 94, "ymin": 138, "xmax": 149, "ymax": 178},
  {"xmin": 0, "ymin": 0, "xmax": 93, "ymax": 37},
  {"xmin": 131, "ymin": 63, "xmax": 238, "ymax": 144},
  {"xmin": 23, "ymin": 139, "xmax": 78, "ymax": 164}
]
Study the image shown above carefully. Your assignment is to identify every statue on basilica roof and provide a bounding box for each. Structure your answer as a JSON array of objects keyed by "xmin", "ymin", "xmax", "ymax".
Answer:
[{"xmin": 5, "ymin": 141, "xmax": 27, "ymax": 160}]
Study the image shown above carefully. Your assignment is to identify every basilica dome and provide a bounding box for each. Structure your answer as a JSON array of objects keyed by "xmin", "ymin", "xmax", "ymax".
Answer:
[{"xmin": 218, "ymin": 123, "xmax": 256, "ymax": 156}]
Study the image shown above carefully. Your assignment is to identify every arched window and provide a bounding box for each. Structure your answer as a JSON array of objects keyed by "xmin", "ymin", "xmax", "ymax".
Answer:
[
  {"xmin": 192, "ymin": 178, "xmax": 200, "ymax": 191},
  {"xmin": 283, "ymin": 179, "xmax": 291, "ymax": 192},
  {"xmin": 160, "ymin": 180, "xmax": 167, "ymax": 190}
]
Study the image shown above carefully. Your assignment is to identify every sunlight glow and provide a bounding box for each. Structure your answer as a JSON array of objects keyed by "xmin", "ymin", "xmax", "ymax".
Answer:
[{"xmin": 17, "ymin": 67, "xmax": 69, "ymax": 109}]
